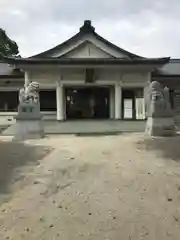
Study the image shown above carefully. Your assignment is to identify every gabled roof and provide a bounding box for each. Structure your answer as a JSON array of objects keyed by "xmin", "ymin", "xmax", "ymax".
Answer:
[
  {"xmin": 31, "ymin": 20, "xmax": 143, "ymax": 59},
  {"xmin": 5, "ymin": 20, "xmax": 170, "ymax": 68},
  {"xmin": 59, "ymin": 40, "xmax": 116, "ymax": 58}
]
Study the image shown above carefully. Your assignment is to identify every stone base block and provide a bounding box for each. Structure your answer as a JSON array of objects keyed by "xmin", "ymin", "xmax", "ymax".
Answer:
[
  {"xmin": 146, "ymin": 117, "xmax": 176, "ymax": 136},
  {"xmin": 13, "ymin": 120, "xmax": 44, "ymax": 141}
]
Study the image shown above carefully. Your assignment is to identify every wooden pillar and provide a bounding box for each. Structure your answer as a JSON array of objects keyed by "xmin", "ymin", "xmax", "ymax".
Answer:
[
  {"xmin": 115, "ymin": 83, "xmax": 122, "ymax": 119},
  {"xmin": 110, "ymin": 87, "xmax": 115, "ymax": 119},
  {"xmin": 56, "ymin": 82, "xmax": 64, "ymax": 121},
  {"xmin": 24, "ymin": 71, "xmax": 30, "ymax": 87}
]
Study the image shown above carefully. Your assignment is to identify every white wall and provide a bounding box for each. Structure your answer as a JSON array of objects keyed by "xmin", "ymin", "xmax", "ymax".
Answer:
[
  {"xmin": 121, "ymin": 72, "xmax": 149, "ymax": 87},
  {"xmin": 27, "ymin": 71, "xmax": 58, "ymax": 89},
  {"xmin": 95, "ymin": 69, "xmax": 120, "ymax": 81},
  {"xmin": 61, "ymin": 68, "xmax": 85, "ymax": 81},
  {"xmin": 26, "ymin": 68, "xmax": 150, "ymax": 88}
]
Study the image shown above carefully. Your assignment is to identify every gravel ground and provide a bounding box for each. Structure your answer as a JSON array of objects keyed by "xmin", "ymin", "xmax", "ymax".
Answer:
[{"xmin": 0, "ymin": 133, "xmax": 180, "ymax": 240}]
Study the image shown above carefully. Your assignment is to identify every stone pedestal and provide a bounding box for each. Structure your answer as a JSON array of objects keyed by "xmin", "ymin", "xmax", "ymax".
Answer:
[
  {"xmin": 13, "ymin": 102, "xmax": 44, "ymax": 141},
  {"xmin": 13, "ymin": 120, "xmax": 44, "ymax": 140},
  {"xmin": 146, "ymin": 117, "xmax": 175, "ymax": 136}
]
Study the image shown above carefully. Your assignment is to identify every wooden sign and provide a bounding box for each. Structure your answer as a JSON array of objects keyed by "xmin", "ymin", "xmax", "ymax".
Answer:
[{"xmin": 85, "ymin": 69, "xmax": 94, "ymax": 83}]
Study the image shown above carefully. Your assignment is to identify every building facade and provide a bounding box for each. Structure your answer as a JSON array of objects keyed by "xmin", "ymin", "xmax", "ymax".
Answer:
[{"xmin": 1, "ymin": 20, "xmax": 180, "ymax": 125}]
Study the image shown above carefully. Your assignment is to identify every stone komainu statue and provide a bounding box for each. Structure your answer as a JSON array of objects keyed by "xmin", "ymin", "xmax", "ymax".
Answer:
[
  {"xmin": 145, "ymin": 81, "xmax": 175, "ymax": 136},
  {"xmin": 14, "ymin": 81, "xmax": 44, "ymax": 140},
  {"xmin": 145, "ymin": 81, "xmax": 172, "ymax": 118},
  {"xmin": 19, "ymin": 81, "xmax": 40, "ymax": 104}
]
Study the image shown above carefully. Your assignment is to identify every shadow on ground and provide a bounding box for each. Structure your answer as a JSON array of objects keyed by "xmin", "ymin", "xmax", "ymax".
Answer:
[
  {"xmin": 76, "ymin": 132, "xmax": 121, "ymax": 137},
  {"xmin": 0, "ymin": 140, "xmax": 53, "ymax": 196},
  {"xmin": 136, "ymin": 134, "xmax": 180, "ymax": 161}
]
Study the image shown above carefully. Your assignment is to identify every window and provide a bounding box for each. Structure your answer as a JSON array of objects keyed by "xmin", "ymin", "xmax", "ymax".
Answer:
[
  {"xmin": 0, "ymin": 91, "xmax": 18, "ymax": 112},
  {"xmin": 39, "ymin": 90, "xmax": 56, "ymax": 111},
  {"xmin": 122, "ymin": 88, "xmax": 145, "ymax": 120}
]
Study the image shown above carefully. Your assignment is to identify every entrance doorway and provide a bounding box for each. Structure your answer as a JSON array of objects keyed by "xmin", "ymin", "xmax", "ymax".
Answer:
[{"xmin": 65, "ymin": 87, "xmax": 110, "ymax": 119}]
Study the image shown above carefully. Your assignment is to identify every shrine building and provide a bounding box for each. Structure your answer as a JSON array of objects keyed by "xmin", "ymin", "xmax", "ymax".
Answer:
[{"xmin": 1, "ymin": 20, "xmax": 180, "ymax": 126}]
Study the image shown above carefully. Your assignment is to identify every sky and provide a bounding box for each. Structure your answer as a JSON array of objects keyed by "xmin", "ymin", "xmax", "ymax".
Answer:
[{"xmin": 0, "ymin": 0, "xmax": 180, "ymax": 58}]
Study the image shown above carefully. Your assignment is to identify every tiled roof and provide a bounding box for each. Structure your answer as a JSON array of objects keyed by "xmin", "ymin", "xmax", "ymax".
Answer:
[
  {"xmin": 0, "ymin": 61, "xmax": 14, "ymax": 75},
  {"xmin": 5, "ymin": 57, "xmax": 170, "ymax": 65},
  {"xmin": 158, "ymin": 59, "xmax": 180, "ymax": 75},
  {"xmin": 0, "ymin": 61, "xmax": 24, "ymax": 78}
]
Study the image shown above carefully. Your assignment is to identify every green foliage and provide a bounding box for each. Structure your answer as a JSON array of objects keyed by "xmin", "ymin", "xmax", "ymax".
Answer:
[{"xmin": 0, "ymin": 28, "xmax": 20, "ymax": 59}]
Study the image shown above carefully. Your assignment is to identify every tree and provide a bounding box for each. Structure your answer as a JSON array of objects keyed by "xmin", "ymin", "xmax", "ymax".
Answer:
[{"xmin": 0, "ymin": 28, "xmax": 20, "ymax": 59}]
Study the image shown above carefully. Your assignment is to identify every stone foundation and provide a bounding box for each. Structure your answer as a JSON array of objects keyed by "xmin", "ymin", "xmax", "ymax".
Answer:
[
  {"xmin": 13, "ymin": 120, "xmax": 44, "ymax": 141},
  {"xmin": 146, "ymin": 117, "xmax": 175, "ymax": 136}
]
